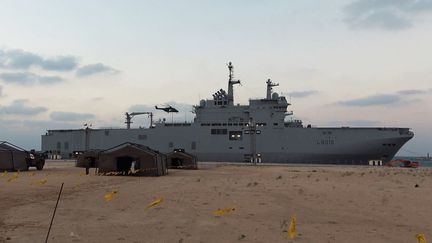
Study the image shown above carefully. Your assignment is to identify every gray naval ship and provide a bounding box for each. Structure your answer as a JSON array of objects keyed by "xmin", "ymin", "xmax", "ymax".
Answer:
[{"xmin": 42, "ymin": 62, "xmax": 414, "ymax": 164}]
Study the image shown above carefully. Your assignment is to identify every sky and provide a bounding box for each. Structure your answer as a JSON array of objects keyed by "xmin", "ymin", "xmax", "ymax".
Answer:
[{"xmin": 0, "ymin": 0, "xmax": 431, "ymax": 156}]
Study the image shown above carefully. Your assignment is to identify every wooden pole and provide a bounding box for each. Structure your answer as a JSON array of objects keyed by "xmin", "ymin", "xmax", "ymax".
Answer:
[{"xmin": 45, "ymin": 182, "xmax": 64, "ymax": 243}]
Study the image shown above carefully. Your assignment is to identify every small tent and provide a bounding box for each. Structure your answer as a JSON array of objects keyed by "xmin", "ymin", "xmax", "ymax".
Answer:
[
  {"xmin": 167, "ymin": 149, "xmax": 198, "ymax": 169},
  {"xmin": 97, "ymin": 142, "xmax": 167, "ymax": 176},
  {"xmin": 76, "ymin": 150, "xmax": 101, "ymax": 168},
  {"xmin": 0, "ymin": 141, "xmax": 29, "ymax": 171}
]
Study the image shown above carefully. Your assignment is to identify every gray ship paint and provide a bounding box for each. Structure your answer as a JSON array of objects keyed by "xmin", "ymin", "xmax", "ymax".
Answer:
[{"xmin": 41, "ymin": 63, "xmax": 413, "ymax": 164}]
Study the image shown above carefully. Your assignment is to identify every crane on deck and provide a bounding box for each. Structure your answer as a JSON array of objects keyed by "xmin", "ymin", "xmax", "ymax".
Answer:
[{"xmin": 125, "ymin": 112, "xmax": 153, "ymax": 129}]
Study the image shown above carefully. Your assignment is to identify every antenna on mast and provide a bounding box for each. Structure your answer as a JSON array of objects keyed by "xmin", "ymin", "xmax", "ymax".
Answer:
[
  {"xmin": 227, "ymin": 62, "xmax": 241, "ymax": 105},
  {"xmin": 266, "ymin": 78, "xmax": 279, "ymax": 99}
]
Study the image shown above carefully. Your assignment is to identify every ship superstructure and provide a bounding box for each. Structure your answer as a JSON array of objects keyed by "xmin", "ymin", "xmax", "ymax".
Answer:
[{"xmin": 42, "ymin": 63, "xmax": 414, "ymax": 164}]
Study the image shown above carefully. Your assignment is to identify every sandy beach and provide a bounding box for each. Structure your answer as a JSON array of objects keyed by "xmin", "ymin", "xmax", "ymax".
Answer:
[{"xmin": 0, "ymin": 161, "xmax": 431, "ymax": 243}]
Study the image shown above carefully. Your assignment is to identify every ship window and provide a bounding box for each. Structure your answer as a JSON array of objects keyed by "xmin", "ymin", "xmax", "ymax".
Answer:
[
  {"xmin": 211, "ymin": 129, "xmax": 227, "ymax": 135},
  {"xmin": 191, "ymin": 141, "xmax": 196, "ymax": 150},
  {"xmin": 233, "ymin": 123, "xmax": 238, "ymax": 126},
  {"xmin": 256, "ymin": 130, "xmax": 261, "ymax": 134},
  {"xmin": 138, "ymin": 134, "xmax": 147, "ymax": 140},
  {"xmin": 56, "ymin": 142, "xmax": 61, "ymax": 150},
  {"xmin": 229, "ymin": 147, "xmax": 232, "ymax": 149},
  {"xmin": 217, "ymin": 101, "xmax": 222, "ymax": 105},
  {"xmin": 273, "ymin": 123, "xmax": 278, "ymax": 126},
  {"xmin": 239, "ymin": 123, "xmax": 244, "ymax": 126},
  {"xmin": 105, "ymin": 130, "xmax": 110, "ymax": 136},
  {"xmin": 214, "ymin": 101, "xmax": 217, "ymax": 105},
  {"xmin": 222, "ymin": 123, "xmax": 227, "ymax": 126},
  {"xmin": 211, "ymin": 123, "xmax": 221, "ymax": 126},
  {"xmin": 229, "ymin": 131, "xmax": 243, "ymax": 140},
  {"xmin": 239, "ymin": 147, "xmax": 244, "ymax": 149},
  {"xmin": 228, "ymin": 123, "xmax": 232, "ymax": 126},
  {"xmin": 64, "ymin": 142, "xmax": 69, "ymax": 150}
]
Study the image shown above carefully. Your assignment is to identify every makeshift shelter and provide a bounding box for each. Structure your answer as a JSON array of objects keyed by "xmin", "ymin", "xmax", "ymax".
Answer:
[
  {"xmin": 97, "ymin": 142, "xmax": 167, "ymax": 176},
  {"xmin": 167, "ymin": 149, "xmax": 198, "ymax": 169},
  {"xmin": 76, "ymin": 150, "xmax": 101, "ymax": 168},
  {"xmin": 0, "ymin": 141, "xmax": 29, "ymax": 171}
]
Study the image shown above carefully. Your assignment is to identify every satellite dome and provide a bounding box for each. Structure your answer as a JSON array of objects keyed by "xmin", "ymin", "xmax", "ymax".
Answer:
[{"xmin": 272, "ymin": 92, "xmax": 279, "ymax": 99}]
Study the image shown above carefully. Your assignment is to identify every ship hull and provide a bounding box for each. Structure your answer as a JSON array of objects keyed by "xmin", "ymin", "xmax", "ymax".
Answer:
[{"xmin": 42, "ymin": 125, "xmax": 413, "ymax": 165}]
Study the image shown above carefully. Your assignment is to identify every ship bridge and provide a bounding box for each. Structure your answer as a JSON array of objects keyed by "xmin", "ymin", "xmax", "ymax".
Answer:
[{"xmin": 194, "ymin": 62, "xmax": 292, "ymax": 127}]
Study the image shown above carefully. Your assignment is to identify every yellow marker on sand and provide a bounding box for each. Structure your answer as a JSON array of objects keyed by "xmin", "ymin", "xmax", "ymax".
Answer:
[
  {"xmin": 7, "ymin": 172, "xmax": 18, "ymax": 182},
  {"xmin": 416, "ymin": 233, "xmax": 426, "ymax": 243},
  {"xmin": 104, "ymin": 190, "xmax": 118, "ymax": 202},
  {"xmin": 212, "ymin": 207, "xmax": 236, "ymax": 216},
  {"xmin": 146, "ymin": 198, "xmax": 164, "ymax": 209},
  {"xmin": 31, "ymin": 178, "xmax": 47, "ymax": 185},
  {"xmin": 288, "ymin": 215, "xmax": 296, "ymax": 239}
]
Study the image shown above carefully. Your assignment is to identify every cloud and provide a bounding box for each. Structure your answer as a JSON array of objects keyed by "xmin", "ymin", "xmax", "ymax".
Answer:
[
  {"xmin": 0, "ymin": 99, "xmax": 47, "ymax": 115},
  {"xmin": 0, "ymin": 48, "xmax": 117, "ymax": 82},
  {"xmin": 343, "ymin": 0, "xmax": 432, "ymax": 30},
  {"xmin": 0, "ymin": 49, "xmax": 78, "ymax": 71},
  {"xmin": 39, "ymin": 75, "xmax": 64, "ymax": 84},
  {"xmin": 0, "ymin": 72, "xmax": 64, "ymax": 85},
  {"xmin": 397, "ymin": 89, "xmax": 429, "ymax": 95},
  {"xmin": 50, "ymin": 111, "xmax": 95, "ymax": 122},
  {"xmin": 337, "ymin": 90, "xmax": 427, "ymax": 107},
  {"xmin": 338, "ymin": 94, "xmax": 401, "ymax": 106},
  {"xmin": 76, "ymin": 63, "xmax": 118, "ymax": 77},
  {"xmin": 40, "ymin": 56, "xmax": 78, "ymax": 71},
  {"xmin": 287, "ymin": 90, "xmax": 318, "ymax": 98}
]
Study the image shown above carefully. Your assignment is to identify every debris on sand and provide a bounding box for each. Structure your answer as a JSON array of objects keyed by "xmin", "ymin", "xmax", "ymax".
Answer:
[{"xmin": 238, "ymin": 234, "xmax": 246, "ymax": 240}]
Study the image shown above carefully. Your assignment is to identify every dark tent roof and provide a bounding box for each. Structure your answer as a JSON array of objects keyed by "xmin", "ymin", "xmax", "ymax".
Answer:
[
  {"xmin": 0, "ymin": 141, "xmax": 29, "ymax": 171},
  {"xmin": 166, "ymin": 150, "xmax": 197, "ymax": 159},
  {"xmin": 102, "ymin": 142, "xmax": 162, "ymax": 155},
  {"xmin": 166, "ymin": 150, "xmax": 198, "ymax": 169},
  {"xmin": 0, "ymin": 141, "xmax": 26, "ymax": 152},
  {"xmin": 96, "ymin": 142, "xmax": 168, "ymax": 176},
  {"xmin": 76, "ymin": 149, "xmax": 103, "ymax": 168}
]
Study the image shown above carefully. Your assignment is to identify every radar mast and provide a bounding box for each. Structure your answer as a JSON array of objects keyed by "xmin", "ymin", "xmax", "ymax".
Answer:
[
  {"xmin": 227, "ymin": 62, "xmax": 240, "ymax": 105},
  {"xmin": 266, "ymin": 79, "xmax": 279, "ymax": 99}
]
